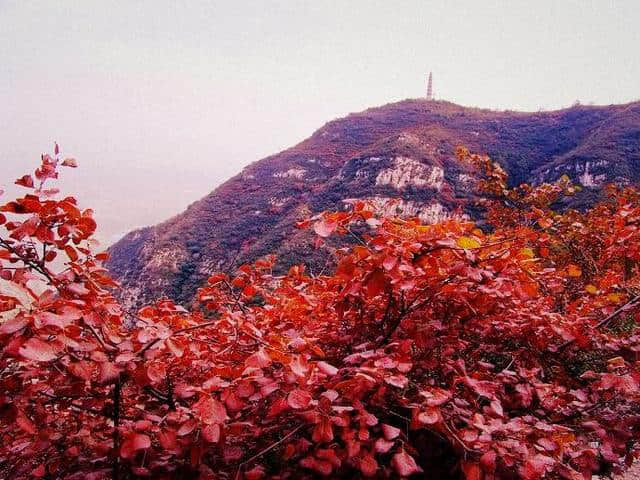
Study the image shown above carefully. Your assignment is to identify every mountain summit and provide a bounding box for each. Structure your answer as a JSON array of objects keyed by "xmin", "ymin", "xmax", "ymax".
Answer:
[{"xmin": 107, "ymin": 99, "xmax": 640, "ymax": 306}]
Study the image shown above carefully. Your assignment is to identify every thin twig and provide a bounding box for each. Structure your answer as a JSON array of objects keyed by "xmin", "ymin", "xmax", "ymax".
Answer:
[
  {"xmin": 138, "ymin": 320, "xmax": 219, "ymax": 357},
  {"xmin": 594, "ymin": 294, "xmax": 640, "ymax": 329},
  {"xmin": 238, "ymin": 424, "xmax": 304, "ymax": 470}
]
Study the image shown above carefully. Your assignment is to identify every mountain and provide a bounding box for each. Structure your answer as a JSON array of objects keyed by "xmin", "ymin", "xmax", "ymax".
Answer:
[{"xmin": 106, "ymin": 99, "xmax": 640, "ymax": 307}]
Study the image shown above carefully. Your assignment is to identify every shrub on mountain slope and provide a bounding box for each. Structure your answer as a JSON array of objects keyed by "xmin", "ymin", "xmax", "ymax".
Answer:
[{"xmin": 0, "ymin": 147, "xmax": 638, "ymax": 479}]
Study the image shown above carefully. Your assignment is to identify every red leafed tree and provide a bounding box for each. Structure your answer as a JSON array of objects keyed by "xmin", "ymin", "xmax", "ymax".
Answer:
[{"xmin": 0, "ymin": 146, "xmax": 639, "ymax": 479}]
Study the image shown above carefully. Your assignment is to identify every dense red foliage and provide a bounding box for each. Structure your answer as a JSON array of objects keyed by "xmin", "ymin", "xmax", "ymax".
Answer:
[{"xmin": 0, "ymin": 147, "xmax": 639, "ymax": 479}]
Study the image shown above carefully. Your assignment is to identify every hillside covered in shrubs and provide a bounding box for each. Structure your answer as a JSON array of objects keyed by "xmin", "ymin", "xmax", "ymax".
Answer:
[{"xmin": 106, "ymin": 99, "xmax": 640, "ymax": 308}]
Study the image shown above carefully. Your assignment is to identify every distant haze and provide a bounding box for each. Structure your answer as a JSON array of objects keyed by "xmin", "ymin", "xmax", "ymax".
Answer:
[{"xmin": 1, "ymin": 0, "xmax": 638, "ymax": 246}]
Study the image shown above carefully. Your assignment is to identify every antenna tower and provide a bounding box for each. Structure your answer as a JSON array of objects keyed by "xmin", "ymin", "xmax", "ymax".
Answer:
[{"xmin": 426, "ymin": 72, "xmax": 433, "ymax": 100}]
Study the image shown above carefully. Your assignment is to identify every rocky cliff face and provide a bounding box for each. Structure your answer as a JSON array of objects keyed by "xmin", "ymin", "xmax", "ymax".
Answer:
[{"xmin": 106, "ymin": 99, "xmax": 640, "ymax": 307}]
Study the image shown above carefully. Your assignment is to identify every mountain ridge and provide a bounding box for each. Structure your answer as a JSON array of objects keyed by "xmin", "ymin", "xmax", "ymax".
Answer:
[{"xmin": 107, "ymin": 98, "xmax": 640, "ymax": 307}]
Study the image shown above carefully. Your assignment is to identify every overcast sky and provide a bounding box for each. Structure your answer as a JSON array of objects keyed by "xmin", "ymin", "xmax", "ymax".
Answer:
[{"xmin": 1, "ymin": 0, "xmax": 639, "ymax": 245}]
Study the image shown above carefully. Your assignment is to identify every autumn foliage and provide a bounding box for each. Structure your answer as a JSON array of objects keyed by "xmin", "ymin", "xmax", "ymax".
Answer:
[{"xmin": 0, "ymin": 146, "xmax": 639, "ymax": 479}]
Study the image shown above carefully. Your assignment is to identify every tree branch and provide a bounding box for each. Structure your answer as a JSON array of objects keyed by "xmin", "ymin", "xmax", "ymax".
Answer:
[
  {"xmin": 138, "ymin": 320, "xmax": 219, "ymax": 357},
  {"xmin": 558, "ymin": 294, "xmax": 640, "ymax": 350}
]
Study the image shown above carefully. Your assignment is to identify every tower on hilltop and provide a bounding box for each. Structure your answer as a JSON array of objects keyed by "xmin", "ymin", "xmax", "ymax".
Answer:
[{"xmin": 426, "ymin": 72, "xmax": 433, "ymax": 101}]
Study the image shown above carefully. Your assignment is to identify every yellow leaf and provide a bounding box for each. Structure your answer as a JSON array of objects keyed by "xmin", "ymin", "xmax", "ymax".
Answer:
[
  {"xmin": 456, "ymin": 236, "xmax": 481, "ymax": 249},
  {"xmin": 520, "ymin": 248, "xmax": 535, "ymax": 259},
  {"xmin": 552, "ymin": 432, "xmax": 575, "ymax": 446},
  {"xmin": 607, "ymin": 356, "xmax": 625, "ymax": 368},
  {"xmin": 607, "ymin": 293, "xmax": 623, "ymax": 303},
  {"xmin": 585, "ymin": 284, "xmax": 598, "ymax": 295},
  {"xmin": 567, "ymin": 264, "xmax": 582, "ymax": 277}
]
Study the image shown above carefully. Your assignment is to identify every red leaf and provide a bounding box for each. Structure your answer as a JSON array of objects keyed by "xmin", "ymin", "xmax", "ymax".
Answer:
[
  {"xmin": 120, "ymin": 433, "xmax": 151, "ymax": 459},
  {"xmin": 312, "ymin": 416, "xmax": 334, "ymax": 443},
  {"xmin": 360, "ymin": 454, "xmax": 378, "ymax": 477},
  {"xmin": 385, "ymin": 374, "xmax": 408, "ymax": 389},
  {"xmin": 202, "ymin": 424, "xmax": 221, "ymax": 443},
  {"xmin": 34, "ymin": 311, "xmax": 72, "ymax": 329},
  {"xmin": 365, "ymin": 270, "xmax": 387, "ymax": 298},
  {"xmin": 287, "ymin": 389, "xmax": 312, "ymax": 410},
  {"xmin": 314, "ymin": 218, "xmax": 337, "ymax": 238},
  {"xmin": 489, "ymin": 399, "xmax": 504, "ymax": 417},
  {"xmin": 78, "ymin": 216, "xmax": 97, "ymax": 237},
  {"xmin": 158, "ymin": 429, "xmax": 178, "ymax": 451},
  {"xmin": 382, "ymin": 423, "xmax": 401, "ymax": 440},
  {"xmin": 392, "ymin": 450, "xmax": 423, "ymax": 476},
  {"xmin": 465, "ymin": 377, "xmax": 497, "ymax": 398},
  {"xmin": 289, "ymin": 355, "xmax": 309, "ymax": 377},
  {"xmin": 195, "ymin": 396, "xmax": 228, "ymax": 425},
  {"xmin": 375, "ymin": 438, "xmax": 394, "ymax": 453},
  {"xmin": 300, "ymin": 457, "xmax": 333, "ymax": 476},
  {"xmin": 165, "ymin": 338, "xmax": 184, "ymax": 358},
  {"xmin": 383, "ymin": 255, "xmax": 398, "ymax": 271},
  {"xmin": 520, "ymin": 454, "xmax": 554, "ymax": 480},
  {"xmin": 62, "ymin": 158, "xmax": 78, "ymax": 168},
  {"xmin": 17, "ymin": 412, "xmax": 36, "ymax": 434},
  {"xmin": 207, "ymin": 273, "xmax": 226, "ymax": 284},
  {"xmin": 461, "ymin": 461, "xmax": 483, "ymax": 480},
  {"xmin": 177, "ymin": 419, "xmax": 198, "ymax": 436},
  {"xmin": 15, "ymin": 175, "xmax": 34, "ymax": 188},
  {"xmin": 317, "ymin": 361, "xmax": 338, "ymax": 376},
  {"xmin": 67, "ymin": 360, "xmax": 94, "ymax": 381},
  {"xmin": 316, "ymin": 448, "xmax": 341, "ymax": 467},
  {"xmin": 0, "ymin": 315, "xmax": 28, "ymax": 334},
  {"xmin": 245, "ymin": 466, "xmax": 266, "ymax": 480},
  {"xmin": 19, "ymin": 337, "xmax": 59, "ymax": 362},
  {"xmin": 224, "ymin": 445, "xmax": 244, "ymax": 462},
  {"xmin": 245, "ymin": 347, "xmax": 272, "ymax": 369},
  {"xmin": 67, "ymin": 283, "xmax": 90, "ymax": 296},
  {"xmin": 418, "ymin": 406, "xmax": 442, "ymax": 425},
  {"xmin": 95, "ymin": 251, "xmax": 109, "ymax": 261},
  {"xmin": 146, "ymin": 363, "xmax": 166, "ymax": 384},
  {"xmin": 480, "ymin": 450, "xmax": 497, "ymax": 473},
  {"xmin": 420, "ymin": 387, "xmax": 451, "ymax": 406},
  {"xmin": 32, "ymin": 464, "xmax": 46, "ymax": 478},
  {"xmin": 65, "ymin": 245, "xmax": 78, "ymax": 262}
]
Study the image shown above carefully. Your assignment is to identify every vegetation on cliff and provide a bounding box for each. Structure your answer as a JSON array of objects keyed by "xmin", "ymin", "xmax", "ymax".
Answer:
[{"xmin": 106, "ymin": 100, "xmax": 640, "ymax": 308}]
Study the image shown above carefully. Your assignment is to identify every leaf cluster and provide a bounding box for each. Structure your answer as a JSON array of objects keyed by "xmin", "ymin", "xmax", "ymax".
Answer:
[{"xmin": 1, "ymin": 146, "xmax": 639, "ymax": 479}]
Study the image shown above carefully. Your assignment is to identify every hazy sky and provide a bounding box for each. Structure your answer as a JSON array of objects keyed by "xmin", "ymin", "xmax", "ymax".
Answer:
[{"xmin": 1, "ymin": 0, "xmax": 639, "ymax": 245}]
